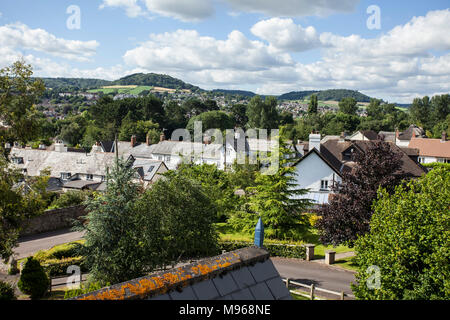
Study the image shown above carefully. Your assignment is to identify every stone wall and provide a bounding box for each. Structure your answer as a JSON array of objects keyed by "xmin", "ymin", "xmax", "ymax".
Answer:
[{"xmin": 20, "ymin": 205, "xmax": 86, "ymax": 236}]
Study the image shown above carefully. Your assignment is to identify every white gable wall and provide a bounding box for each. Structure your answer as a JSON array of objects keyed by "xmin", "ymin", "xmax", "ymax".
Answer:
[{"xmin": 291, "ymin": 152, "xmax": 341, "ymax": 205}]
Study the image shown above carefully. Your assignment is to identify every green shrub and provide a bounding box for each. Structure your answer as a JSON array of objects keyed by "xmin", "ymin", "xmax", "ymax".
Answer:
[
  {"xmin": 64, "ymin": 281, "xmax": 108, "ymax": 300},
  {"xmin": 218, "ymin": 241, "xmax": 306, "ymax": 259},
  {"xmin": 17, "ymin": 257, "xmax": 50, "ymax": 299},
  {"xmin": 47, "ymin": 191, "xmax": 89, "ymax": 210},
  {"xmin": 42, "ymin": 257, "xmax": 87, "ymax": 277},
  {"xmin": 34, "ymin": 241, "xmax": 84, "ymax": 263},
  {"xmin": 0, "ymin": 281, "xmax": 16, "ymax": 301}
]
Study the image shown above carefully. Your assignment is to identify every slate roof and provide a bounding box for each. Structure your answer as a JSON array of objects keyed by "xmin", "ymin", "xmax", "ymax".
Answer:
[
  {"xmin": 63, "ymin": 180, "xmax": 102, "ymax": 190},
  {"xmin": 378, "ymin": 131, "xmax": 396, "ymax": 143},
  {"xmin": 132, "ymin": 159, "xmax": 167, "ymax": 181},
  {"xmin": 361, "ymin": 130, "xmax": 379, "ymax": 141},
  {"xmin": 319, "ymin": 140, "xmax": 427, "ymax": 178},
  {"xmin": 398, "ymin": 125, "xmax": 426, "ymax": 141},
  {"xmin": 72, "ymin": 246, "xmax": 292, "ymax": 301}
]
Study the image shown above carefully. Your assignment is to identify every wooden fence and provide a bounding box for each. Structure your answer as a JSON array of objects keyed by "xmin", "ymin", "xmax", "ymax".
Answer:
[{"xmin": 283, "ymin": 278, "xmax": 356, "ymax": 300}]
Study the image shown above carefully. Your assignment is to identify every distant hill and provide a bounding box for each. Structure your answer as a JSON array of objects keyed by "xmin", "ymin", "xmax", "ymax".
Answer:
[
  {"xmin": 278, "ymin": 90, "xmax": 320, "ymax": 101},
  {"xmin": 278, "ymin": 89, "xmax": 372, "ymax": 102},
  {"xmin": 212, "ymin": 89, "xmax": 257, "ymax": 98},
  {"xmin": 40, "ymin": 77, "xmax": 110, "ymax": 90},
  {"xmin": 39, "ymin": 73, "xmax": 375, "ymax": 103},
  {"xmin": 111, "ymin": 73, "xmax": 201, "ymax": 91},
  {"xmin": 39, "ymin": 73, "xmax": 201, "ymax": 92}
]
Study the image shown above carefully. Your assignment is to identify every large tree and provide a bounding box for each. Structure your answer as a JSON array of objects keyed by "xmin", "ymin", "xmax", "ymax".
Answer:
[
  {"xmin": 246, "ymin": 95, "xmax": 279, "ymax": 129},
  {"xmin": 229, "ymin": 139, "xmax": 311, "ymax": 239},
  {"xmin": 338, "ymin": 97, "xmax": 358, "ymax": 116},
  {"xmin": 0, "ymin": 60, "xmax": 45, "ymax": 143},
  {"xmin": 352, "ymin": 166, "xmax": 449, "ymax": 300},
  {"xmin": 0, "ymin": 156, "xmax": 50, "ymax": 262},
  {"xmin": 316, "ymin": 141, "xmax": 405, "ymax": 246},
  {"xmin": 77, "ymin": 159, "xmax": 145, "ymax": 284}
]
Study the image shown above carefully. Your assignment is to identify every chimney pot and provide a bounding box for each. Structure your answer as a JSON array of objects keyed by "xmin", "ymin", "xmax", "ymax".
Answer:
[
  {"xmin": 160, "ymin": 132, "xmax": 165, "ymax": 142},
  {"xmin": 442, "ymin": 131, "xmax": 448, "ymax": 142},
  {"xmin": 131, "ymin": 135, "xmax": 137, "ymax": 148}
]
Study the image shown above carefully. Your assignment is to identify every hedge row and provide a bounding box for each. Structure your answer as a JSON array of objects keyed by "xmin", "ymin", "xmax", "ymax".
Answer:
[
  {"xmin": 39, "ymin": 241, "xmax": 306, "ymax": 277},
  {"xmin": 42, "ymin": 257, "xmax": 88, "ymax": 277},
  {"xmin": 218, "ymin": 241, "xmax": 306, "ymax": 259}
]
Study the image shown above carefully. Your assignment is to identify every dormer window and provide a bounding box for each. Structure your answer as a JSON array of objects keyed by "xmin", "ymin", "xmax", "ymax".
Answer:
[
  {"xmin": 60, "ymin": 172, "xmax": 71, "ymax": 180},
  {"xmin": 12, "ymin": 157, "xmax": 24, "ymax": 164}
]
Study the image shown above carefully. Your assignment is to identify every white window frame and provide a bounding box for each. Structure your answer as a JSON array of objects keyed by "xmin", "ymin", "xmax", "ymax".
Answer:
[{"xmin": 320, "ymin": 180, "xmax": 329, "ymax": 191}]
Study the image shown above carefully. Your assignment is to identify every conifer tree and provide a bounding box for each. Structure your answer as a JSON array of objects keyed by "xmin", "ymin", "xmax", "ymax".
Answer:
[{"xmin": 229, "ymin": 138, "xmax": 311, "ymax": 239}]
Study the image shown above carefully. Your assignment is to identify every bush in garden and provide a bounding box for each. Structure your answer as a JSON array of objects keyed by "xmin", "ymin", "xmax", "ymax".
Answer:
[
  {"xmin": 17, "ymin": 257, "xmax": 50, "ymax": 299},
  {"xmin": 0, "ymin": 281, "xmax": 16, "ymax": 300}
]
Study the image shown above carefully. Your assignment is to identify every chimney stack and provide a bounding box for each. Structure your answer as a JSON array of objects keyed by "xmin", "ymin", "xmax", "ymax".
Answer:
[
  {"xmin": 395, "ymin": 128, "xmax": 400, "ymax": 139},
  {"xmin": 308, "ymin": 133, "xmax": 321, "ymax": 152},
  {"xmin": 131, "ymin": 135, "xmax": 137, "ymax": 148},
  {"xmin": 442, "ymin": 131, "xmax": 448, "ymax": 142},
  {"xmin": 160, "ymin": 132, "xmax": 166, "ymax": 142},
  {"xmin": 339, "ymin": 132, "xmax": 345, "ymax": 143}
]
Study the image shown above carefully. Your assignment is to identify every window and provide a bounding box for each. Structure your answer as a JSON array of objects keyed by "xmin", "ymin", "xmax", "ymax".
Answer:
[
  {"xmin": 60, "ymin": 172, "xmax": 71, "ymax": 180},
  {"xmin": 101, "ymin": 175, "xmax": 106, "ymax": 181},
  {"xmin": 437, "ymin": 158, "xmax": 450, "ymax": 163},
  {"xmin": 157, "ymin": 155, "xmax": 163, "ymax": 161},
  {"xmin": 165, "ymin": 156, "xmax": 171, "ymax": 162},
  {"xmin": 418, "ymin": 157, "xmax": 426, "ymax": 164},
  {"xmin": 320, "ymin": 180, "xmax": 329, "ymax": 191},
  {"xmin": 86, "ymin": 174, "xmax": 93, "ymax": 181},
  {"xmin": 12, "ymin": 157, "xmax": 24, "ymax": 164}
]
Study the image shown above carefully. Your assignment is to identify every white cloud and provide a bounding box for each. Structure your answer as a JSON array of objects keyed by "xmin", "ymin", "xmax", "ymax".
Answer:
[
  {"xmin": 123, "ymin": 29, "xmax": 293, "ymax": 72},
  {"xmin": 0, "ymin": 23, "xmax": 99, "ymax": 62},
  {"xmin": 143, "ymin": 0, "xmax": 214, "ymax": 22},
  {"xmin": 251, "ymin": 18, "xmax": 322, "ymax": 52},
  {"xmin": 99, "ymin": 0, "xmax": 144, "ymax": 18},
  {"xmin": 224, "ymin": 0, "xmax": 360, "ymax": 17},
  {"xmin": 121, "ymin": 10, "xmax": 450, "ymax": 103}
]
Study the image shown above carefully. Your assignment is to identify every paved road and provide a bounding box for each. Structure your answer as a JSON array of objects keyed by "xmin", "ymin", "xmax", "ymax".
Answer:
[
  {"xmin": 15, "ymin": 229, "xmax": 85, "ymax": 259},
  {"xmin": 271, "ymin": 257, "xmax": 356, "ymax": 299}
]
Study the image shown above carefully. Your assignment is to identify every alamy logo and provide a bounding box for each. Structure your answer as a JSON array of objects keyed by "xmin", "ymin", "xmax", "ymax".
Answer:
[
  {"xmin": 366, "ymin": 265, "xmax": 381, "ymax": 290},
  {"xmin": 66, "ymin": 5, "xmax": 81, "ymax": 30},
  {"xmin": 367, "ymin": 5, "xmax": 381, "ymax": 30}
]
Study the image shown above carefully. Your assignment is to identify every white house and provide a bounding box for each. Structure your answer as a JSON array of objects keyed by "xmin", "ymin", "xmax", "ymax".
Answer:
[
  {"xmin": 408, "ymin": 132, "xmax": 450, "ymax": 164},
  {"xmin": 290, "ymin": 136, "xmax": 342, "ymax": 206}
]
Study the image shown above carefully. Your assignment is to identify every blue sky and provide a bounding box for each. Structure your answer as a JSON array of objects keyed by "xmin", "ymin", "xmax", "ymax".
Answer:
[{"xmin": 0, "ymin": 0, "xmax": 449, "ymax": 102}]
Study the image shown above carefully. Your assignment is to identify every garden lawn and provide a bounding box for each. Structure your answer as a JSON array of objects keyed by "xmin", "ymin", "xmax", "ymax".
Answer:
[{"xmin": 215, "ymin": 222, "xmax": 354, "ymax": 258}]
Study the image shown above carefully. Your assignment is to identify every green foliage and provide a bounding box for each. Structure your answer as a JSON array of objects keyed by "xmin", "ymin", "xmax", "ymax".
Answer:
[
  {"xmin": 308, "ymin": 94, "xmax": 318, "ymax": 114},
  {"xmin": 0, "ymin": 281, "xmax": 16, "ymax": 301},
  {"xmin": 186, "ymin": 110, "xmax": 235, "ymax": 134},
  {"xmin": 246, "ymin": 95, "xmax": 279, "ymax": 129},
  {"xmin": 47, "ymin": 191, "xmax": 89, "ymax": 210},
  {"xmin": 167, "ymin": 163, "xmax": 236, "ymax": 222},
  {"xmin": 118, "ymin": 119, "xmax": 159, "ymax": 142},
  {"xmin": 42, "ymin": 257, "xmax": 87, "ymax": 277},
  {"xmin": 218, "ymin": 241, "xmax": 306, "ymax": 259},
  {"xmin": 18, "ymin": 257, "xmax": 50, "ymax": 299},
  {"xmin": 338, "ymin": 97, "xmax": 358, "ymax": 115},
  {"xmin": 0, "ymin": 155, "xmax": 50, "ymax": 262},
  {"xmin": 76, "ymin": 159, "xmax": 144, "ymax": 285},
  {"xmin": 135, "ymin": 174, "xmax": 219, "ymax": 264},
  {"xmin": 34, "ymin": 241, "xmax": 84, "ymax": 262},
  {"xmin": 229, "ymin": 139, "xmax": 311, "ymax": 240},
  {"xmin": 64, "ymin": 281, "xmax": 107, "ymax": 300},
  {"xmin": 352, "ymin": 167, "xmax": 450, "ymax": 300},
  {"xmin": 0, "ymin": 60, "xmax": 45, "ymax": 143}
]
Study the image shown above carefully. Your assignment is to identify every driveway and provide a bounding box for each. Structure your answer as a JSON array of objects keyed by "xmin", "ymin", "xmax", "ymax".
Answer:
[
  {"xmin": 14, "ymin": 229, "xmax": 85, "ymax": 259},
  {"xmin": 271, "ymin": 257, "xmax": 357, "ymax": 299}
]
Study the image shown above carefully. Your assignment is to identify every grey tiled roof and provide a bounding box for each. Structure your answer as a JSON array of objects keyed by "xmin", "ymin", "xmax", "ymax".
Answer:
[{"xmin": 73, "ymin": 246, "xmax": 292, "ymax": 301}]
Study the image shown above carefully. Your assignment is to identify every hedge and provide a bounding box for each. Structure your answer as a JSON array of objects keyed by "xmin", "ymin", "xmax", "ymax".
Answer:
[
  {"xmin": 42, "ymin": 257, "xmax": 88, "ymax": 277},
  {"xmin": 218, "ymin": 241, "xmax": 306, "ymax": 259}
]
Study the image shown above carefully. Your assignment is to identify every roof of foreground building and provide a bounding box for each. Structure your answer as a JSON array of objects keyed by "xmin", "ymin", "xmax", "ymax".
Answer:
[{"xmin": 72, "ymin": 246, "xmax": 292, "ymax": 301}]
